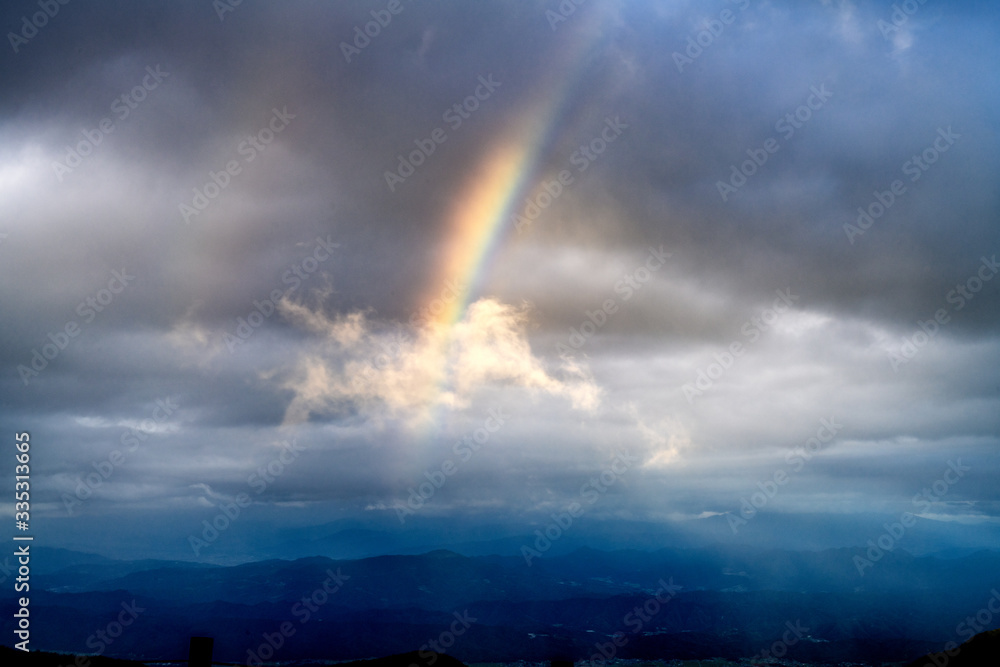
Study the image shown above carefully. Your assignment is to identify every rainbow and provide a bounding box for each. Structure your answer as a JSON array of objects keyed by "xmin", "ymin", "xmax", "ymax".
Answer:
[
  {"xmin": 413, "ymin": 15, "xmax": 610, "ymax": 421},
  {"xmin": 426, "ymin": 120, "xmax": 542, "ymax": 329},
  {"xmin": 427, "ymin": 22, "xmax": 610, "ymax": 330}
]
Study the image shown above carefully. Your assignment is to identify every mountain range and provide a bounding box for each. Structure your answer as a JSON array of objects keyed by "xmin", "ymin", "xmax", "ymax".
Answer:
[{"xmin": 3, "ymin": 544, "xmax": 999, "ymax": 664}]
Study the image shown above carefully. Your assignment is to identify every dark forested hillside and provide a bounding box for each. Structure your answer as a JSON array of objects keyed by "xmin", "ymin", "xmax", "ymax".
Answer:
[{"xmin": 3, "ymin": 546, "xmax": 998, "ymax": 665}]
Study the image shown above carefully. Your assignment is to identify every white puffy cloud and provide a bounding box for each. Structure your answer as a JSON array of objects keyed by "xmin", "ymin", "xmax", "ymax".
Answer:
[{"xmin": 278, "ymin": 297, "xmax": 602, "ymax": 427}]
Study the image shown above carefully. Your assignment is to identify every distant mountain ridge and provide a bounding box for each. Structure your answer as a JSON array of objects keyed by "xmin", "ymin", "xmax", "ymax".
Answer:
[
  {"xmin": 45, "ymin": 512, "xmax": 1000, "ymax": 563},
  {"xmin": 3, "ymin": 545, "xmax": 998, "ymax": 664}
]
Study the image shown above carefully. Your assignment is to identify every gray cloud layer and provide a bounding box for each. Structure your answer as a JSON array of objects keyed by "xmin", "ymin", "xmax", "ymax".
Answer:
[{"xmin": 1, "ymin": 0, "xmax": 998, "ymax": 560}]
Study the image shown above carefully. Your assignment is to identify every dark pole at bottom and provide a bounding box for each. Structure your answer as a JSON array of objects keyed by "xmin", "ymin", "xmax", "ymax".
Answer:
[{"xmin": 189, "ymin": 636, "xmax": 214, "ymax": 667}]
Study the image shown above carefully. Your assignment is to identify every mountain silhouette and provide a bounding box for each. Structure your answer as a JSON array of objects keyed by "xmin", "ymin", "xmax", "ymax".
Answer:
[
  {"xmin": 906, "ymin": 629, "xmax": 1000, "ymax": 667},
  {"xmin": 4, "ymin": 546, "xmax": 998, "ymax": 664}
]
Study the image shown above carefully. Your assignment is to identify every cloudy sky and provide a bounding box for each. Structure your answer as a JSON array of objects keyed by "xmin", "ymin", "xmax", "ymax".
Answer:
[{"xmin": 1, "ymin": 0, "xmax": 998, "ymax": 562}]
